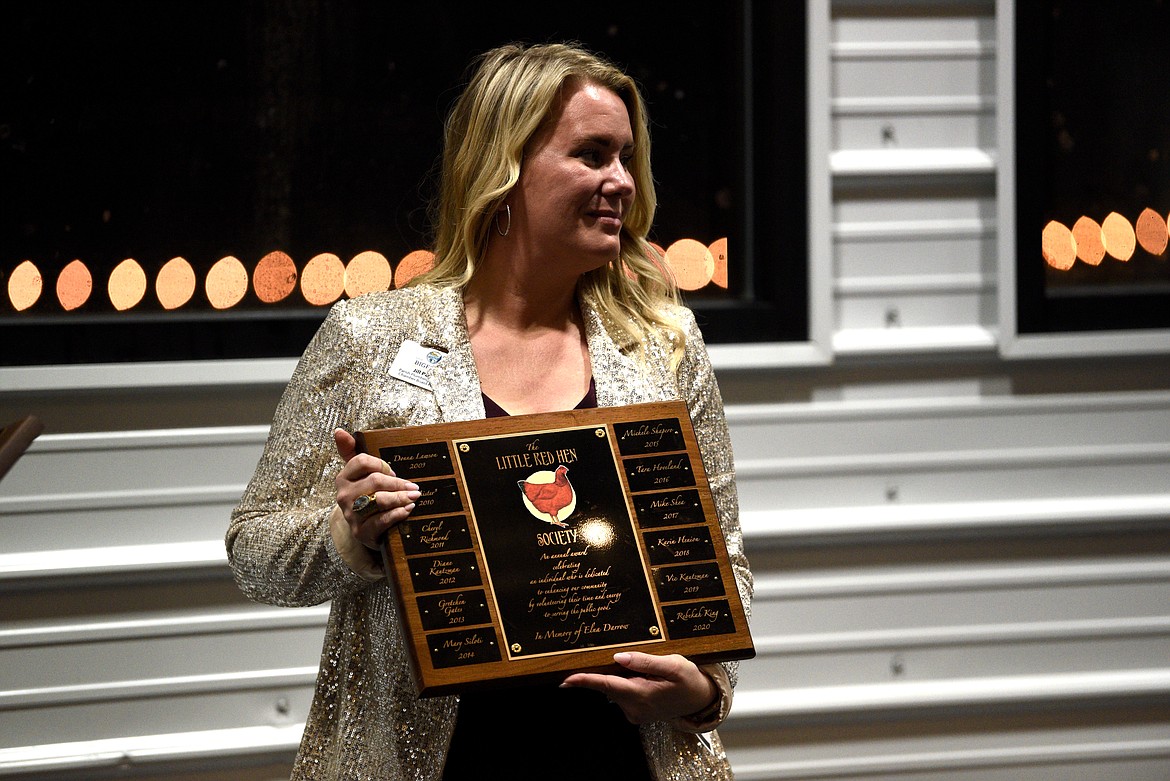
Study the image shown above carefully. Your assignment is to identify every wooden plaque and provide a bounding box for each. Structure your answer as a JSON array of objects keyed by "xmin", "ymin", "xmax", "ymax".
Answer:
[{"xmin": 355, "ymin": 400, "xmax": 754, "ymax": 697}]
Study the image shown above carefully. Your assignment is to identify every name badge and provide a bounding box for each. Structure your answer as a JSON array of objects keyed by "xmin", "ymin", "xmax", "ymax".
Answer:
[{"xmin": 389, "ymin": 340, "xmax": 447, "ymax": 390}]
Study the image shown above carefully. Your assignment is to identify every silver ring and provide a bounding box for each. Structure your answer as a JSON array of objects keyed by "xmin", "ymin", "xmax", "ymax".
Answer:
[{"xmin": 352, "ymin": 493, "xmax": 378, "ymax": 517}]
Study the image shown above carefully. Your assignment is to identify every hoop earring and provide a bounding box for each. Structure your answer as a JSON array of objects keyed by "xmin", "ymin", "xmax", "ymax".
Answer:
[{"xmin": 494, "ymin": 204, "xmax": 511, "ymax": 237}]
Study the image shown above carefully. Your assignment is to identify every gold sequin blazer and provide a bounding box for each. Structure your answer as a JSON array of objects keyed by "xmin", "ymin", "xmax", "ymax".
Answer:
[{"xmin": 227, "ymin": 284, "xmax": 752, "ymax": 781}]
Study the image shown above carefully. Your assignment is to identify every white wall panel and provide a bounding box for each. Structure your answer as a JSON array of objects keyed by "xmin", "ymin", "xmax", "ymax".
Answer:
[
  {"xmin": 833, "ymin": 192, "xmax": 994, "ymax": 224},
  {"xmin": 0, "ymin": 427, "xmax": 266, "ymax": 557},
  {"xmin": 832, "ymin": 9, "xmax": 995, "ymax": 45},
  {"xmin": 1, "ymin": 500, "xmax": 242, "ymax": 554},
  {"xmin": 726, "ymin": 722, "xmax": 1170, "ymax": 781},
  {"xmin": 832, "ymin": 57, "xmax": 994, "ymax": 101},
  {"xmin": 726, "ymin": 393, "xmax": 1170, "ymax": 459},
  {"xmin": 753, "ymin": 577, "xmax": 1170, "ymax": 635},
  {"xmin": 836, "ymin": 228, "xmax": 994, "ymax": 279},
  {"xmin": 834, "ymin": 283, "xmax": 994, "ymax": 329},
  {"xmin": 0, "ymin": 427, "xmax": 267, "ymax": 496},
  {"xmin": 738, "ymin": 459, "xmax": 1170, "ymax": 511},
  {"xmin": 0, "ymin": 626, "xmax": 325, "ymax": 692},
  {"xmin": 834, "ymin": 111, "xmax": 995, "ymax": 151},
  {"xmin": 745, "ymin": 634, "xmax": 1170, "ymax": 689},
  {"xmin": 1, "ymin": 688, "xmax": 311, "ymax": 763}
]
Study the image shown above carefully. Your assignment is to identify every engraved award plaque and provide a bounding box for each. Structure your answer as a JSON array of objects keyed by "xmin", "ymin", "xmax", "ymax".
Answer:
[{"xmin": 355, "ymin": 400, "xmax": 754, "ymax": 696}]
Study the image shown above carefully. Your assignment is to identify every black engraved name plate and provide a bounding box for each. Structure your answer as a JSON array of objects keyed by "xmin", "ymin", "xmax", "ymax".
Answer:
[
  {"xmin": 633, "ymin": 489, "xmax": 706, "ymax": 529},
  {"xmin": 428, "ymin": 627, "xmax": 503, "ymax": 669},
  {"xmin": 399, "ymin": 515, "xmax": 473, "ymax": 556},
  {"xmin": 613, "ymin": 417, "xmax": 687, "ymax": 455},
  {"xmin": 623, "ymin": 454, "xmax": 696, "ymax": 492},
  {"xmin": 643, "ymin": 526, "xmax": 716, "ymax": 566},
  {"xmin": 412, "ymin": 477, "xmax": 463, "ymax": 516},
  {"xmin": 654, "ymin": 562, "xmax": 726, "ymax": 602},
  {"xmin": 378, "ymin": 441, "xmax": 453, "ymax": 479},
  {"xmin": 664, "ymin": 599, "xmax": 738, "ymax": 639},
  {"xmin": 417, "ymin": 590, "xmax": 493, "ymax": 631},
  {"xmin": 356, "ymin": 400, "xmax": 754, "ymax": 697},
  {"xmin": 408, "ymin": 551, "xmax": 482, "ymax": 593}
]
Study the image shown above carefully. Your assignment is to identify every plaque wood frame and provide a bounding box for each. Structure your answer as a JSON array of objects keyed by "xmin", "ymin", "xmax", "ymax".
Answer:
[{"xmin": 355, "ymin": 400, "xmax": 754, "ymax": 697}]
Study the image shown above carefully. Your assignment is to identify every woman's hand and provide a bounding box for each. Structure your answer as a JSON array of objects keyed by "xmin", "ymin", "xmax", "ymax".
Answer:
[
  {"xmin": 333, "ymin": 428, "xmax": 421, "ymax": 550},
  {"xmin": 559, "ymin": 652, "xmax": 718, "ymax": 725}
]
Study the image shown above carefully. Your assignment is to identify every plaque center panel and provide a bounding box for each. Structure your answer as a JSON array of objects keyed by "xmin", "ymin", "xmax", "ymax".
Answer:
[{"xmin": 453, "ymin": 425, "xmax": 663, "ymax": 659}]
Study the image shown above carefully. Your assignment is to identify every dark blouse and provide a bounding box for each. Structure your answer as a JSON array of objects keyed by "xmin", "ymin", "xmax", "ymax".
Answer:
[{"xmin": 440, "ymin": 378, "xmax": 652, "ymax": 780}]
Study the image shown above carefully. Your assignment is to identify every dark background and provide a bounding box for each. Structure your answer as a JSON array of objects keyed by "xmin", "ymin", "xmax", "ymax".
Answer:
[
  {"xmin": 1, "ymin": 0, "xmax": 807, "ymax": 364},
  {"xmin": 1015, "ymin": 1, "xmax": 1170, "ymax": 334}
]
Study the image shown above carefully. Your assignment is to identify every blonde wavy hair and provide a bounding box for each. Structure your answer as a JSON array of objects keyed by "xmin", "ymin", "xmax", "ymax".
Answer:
[{"xmin": 413, "ymin": 42, "xmax": 686, "ymax": 367}]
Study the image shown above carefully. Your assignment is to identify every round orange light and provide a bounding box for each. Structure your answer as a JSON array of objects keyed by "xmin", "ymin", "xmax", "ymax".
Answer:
[
  {"xmin": 156, "ymin": 257, "xmax": 197, "ymax": 310},
  {"xmin": 394, "ymin": 250, "xmax": 435, "ymax": 288},
  {"xmin": 56, "ymin": 259, "xmax": 93, "ymax": 311},
  {"xmin": 108, "ymin": 258, "xmax": 147, "ymax": 311},
  {"xmin": 1135, "ymin": 207, "xmax": 1168, "ymax": 256},
  {"xmin": 345, "ymin": 250, "xmax": 392, "ymax": 298},
  {"xmin": 8, "ymin": 260, "xmax": 43, "ymax": 312},
  {"xmin": 1101, "ymin": 212, "xmax": 1136, "ymax": 261},
  {"xmin": 206, "ymin": 256, "xmax": 249, "ymax": 310},
  {"xmin": 664, "ymin": 238, "xmax": 715, "ymax": 290},
  {"xmin": 1041, "ymin": 221, "xmax": 1077, "ymax": 271},
  {"xmin": 253, "ymin": 250, "xmax": 298, "ymax": 303},
  {"xmin": 708, "ymin": 238, "xmax": 729, "ymax": 289},
  {"xmin": 1071, "ymin": 216, "xmax": 1105, "ymax": 266},
  {"xmin": 301, "ymin": 252, "xmax": 346, "ymax": 306}
]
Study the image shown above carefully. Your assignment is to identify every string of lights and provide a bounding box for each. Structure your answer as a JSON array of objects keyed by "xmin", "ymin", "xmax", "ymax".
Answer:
[{"xmin": 4, "ymin": 238, "xmax": 729, "ymax": 314}]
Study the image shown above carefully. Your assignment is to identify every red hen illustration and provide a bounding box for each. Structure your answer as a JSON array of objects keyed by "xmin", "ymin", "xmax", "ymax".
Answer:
[{"xmin": 517, "ymin": 465, "xmax": 574, "ymax": 527}]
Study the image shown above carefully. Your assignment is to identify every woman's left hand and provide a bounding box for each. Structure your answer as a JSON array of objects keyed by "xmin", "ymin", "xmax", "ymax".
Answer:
[{"xmin": 559, "ymin": 652, "xmax": 717, "ymax": 725}]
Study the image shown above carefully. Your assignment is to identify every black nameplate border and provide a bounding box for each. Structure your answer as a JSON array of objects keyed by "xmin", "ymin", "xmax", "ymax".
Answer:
[
  {"xmin": 623, "ymin": 453, "xmax": 696, "ymax": 492},
  {"xmin": 643, "ymin": 526, "xmax": 716, "ymax": 566},
  {"xmin": 412, "ymin": 477, "xmax": 464, "ymax": 516},
  {"xmin": 633, "ymin": 489, "xmax": 706, "ymax": 529},
  {"xmin": 408, "ymin": 551, "xmax": 482, "ymax": 593},
  {"xmin": 399, "ymin": 515, "xmax": 474, "ymax": 556},
  {"xmin": 379, "ymin": 441, "xmax": 454, "ymax": 480},
  {"xmin": 653, "ymin": 561, "xmax": 726, "ymax": 602},
  {"xmin": 417, "ymin": 589, "xmax": 494, "ymax": 631},
  {"xmin": 663, "ymin": 599, "xmax": 738, "ymax": 639},
  {"xmin": 428, "ymin": 627, "xmax": 503, "ymax": 669},
  {"xmin": 613, "ymin": 417, "xmax": 687, "ymax": 456}
]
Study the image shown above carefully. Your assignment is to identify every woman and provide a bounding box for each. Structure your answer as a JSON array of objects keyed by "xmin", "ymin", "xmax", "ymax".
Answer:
[{"xmin": 228, "ymin": 42, "xmax": 751, "ymax": 780}]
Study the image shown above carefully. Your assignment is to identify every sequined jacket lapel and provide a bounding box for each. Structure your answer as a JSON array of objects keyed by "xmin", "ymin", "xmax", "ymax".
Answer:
[{"xmin": 411, "ymin": 285, "xmax": 484, "ymax": 424}]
